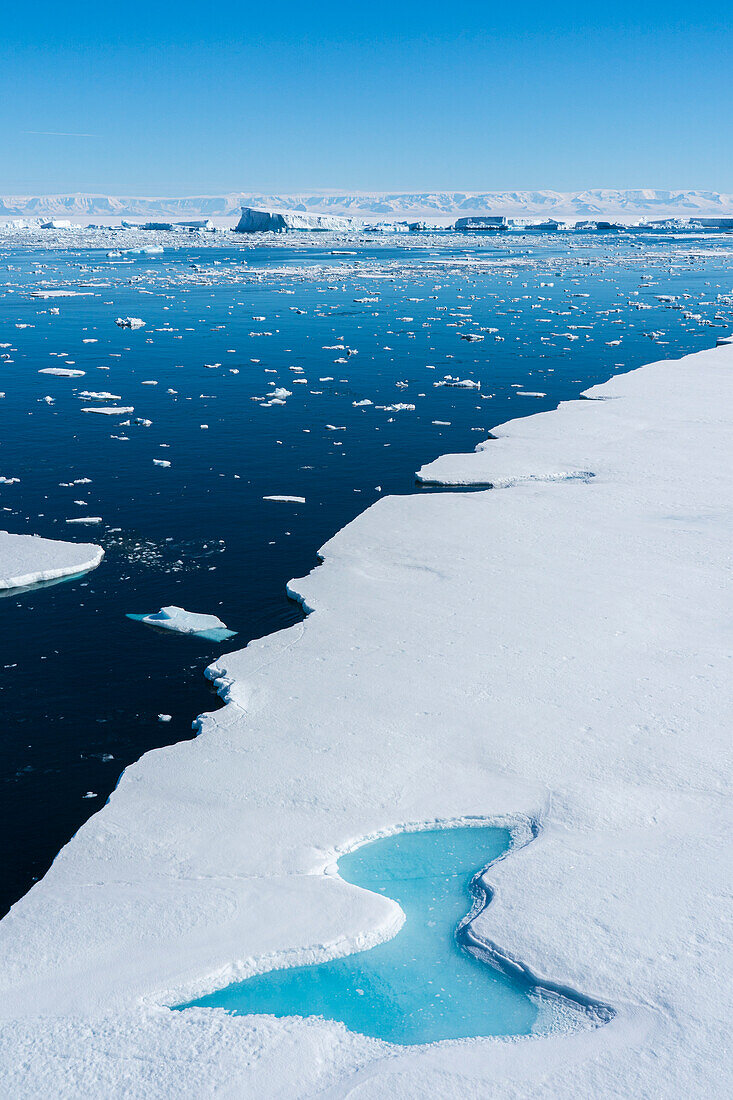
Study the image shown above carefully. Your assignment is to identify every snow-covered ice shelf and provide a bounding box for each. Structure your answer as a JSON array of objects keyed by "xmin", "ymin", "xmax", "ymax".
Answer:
[
  {"xmin": 0, "ymin": 531, "xmax": 103, "ymax": 591},
  {"xmin": 0, "ymin": 342, "xmax": 730, "ymax": 1098}
]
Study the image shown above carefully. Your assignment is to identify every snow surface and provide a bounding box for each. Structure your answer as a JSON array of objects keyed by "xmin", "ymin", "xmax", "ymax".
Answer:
[
  {"xmin": 0, "ymin": 531, "xmax": 103, "ymax": 590},
  {"xmin": 0, "ymin": 344, "xmax": 731, "ymax": 1097}
]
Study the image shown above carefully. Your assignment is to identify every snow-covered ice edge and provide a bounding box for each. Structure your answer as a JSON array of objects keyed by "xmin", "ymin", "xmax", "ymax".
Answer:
[
  {"xmin": 0, "ymin": 531, "xmax": 103, "ymax": 591},
  {"xmin": 0, "ymin": 342, "xmax": 730, "ymax": 1097}
]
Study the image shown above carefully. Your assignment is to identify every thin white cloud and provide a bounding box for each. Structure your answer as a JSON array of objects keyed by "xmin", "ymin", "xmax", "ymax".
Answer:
[{"xmin": 23, "ymin": 130, "xmax": 96, "ymax": 138}]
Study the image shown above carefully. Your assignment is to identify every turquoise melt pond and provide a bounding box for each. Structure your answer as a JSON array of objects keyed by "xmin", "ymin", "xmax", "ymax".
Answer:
[{"xmin": 181, "ymin": 826, "xmax": 538, "ymax": 1045}]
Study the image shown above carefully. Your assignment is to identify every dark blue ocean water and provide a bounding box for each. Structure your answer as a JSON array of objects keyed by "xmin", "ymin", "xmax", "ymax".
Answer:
[{"xmin": 1, "ymin": 232, "xmax": 731, "ymax": 914}]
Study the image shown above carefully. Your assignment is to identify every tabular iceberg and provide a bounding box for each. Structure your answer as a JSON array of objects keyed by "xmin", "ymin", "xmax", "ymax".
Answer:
[{"xmin": 235, "ymin": 207, "xmax": 356, "ymax": 233}]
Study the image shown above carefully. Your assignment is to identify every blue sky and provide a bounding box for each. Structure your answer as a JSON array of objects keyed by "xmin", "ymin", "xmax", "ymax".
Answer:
[{"xmin": 2, "ymin": 1, "xmax": 731, "ymax": 194}]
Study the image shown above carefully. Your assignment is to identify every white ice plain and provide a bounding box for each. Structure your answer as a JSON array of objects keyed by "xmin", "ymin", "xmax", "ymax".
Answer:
[
  {"xmin": 0, "ymin": 531, "xmax": 103, "ymax": 591},
  {"xmin": 0, "ymin": 344, "xmax": 730, "ymax": 1098}
]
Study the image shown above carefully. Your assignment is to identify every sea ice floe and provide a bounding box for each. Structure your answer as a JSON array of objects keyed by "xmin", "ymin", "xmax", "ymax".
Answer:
[
  {"xmin": 38, "ymin": 368, "xmax": 86, "ymax": 377},
  {"xmin": 0, "ymin": 530, "xmax": 103, "ymax": 590},
  {"xmin": 434, "ymin": 376, "xmax": 481, "ymax": 388},
  {"xmin": 127, "ymin": 606, "xmax": 236, "ymax": 642},
  {"xmin": 31, "ymin": 289, "xmax": 90, "ymax": 298},
  {"xmin": 115, "ymin": 317, "xmax": 146, "ymax": 329}
]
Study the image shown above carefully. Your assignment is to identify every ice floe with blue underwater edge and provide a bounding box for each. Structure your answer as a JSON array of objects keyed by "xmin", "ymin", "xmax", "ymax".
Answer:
[
  {"xmin": 127, "ymin": 605, "xmax": 237, "ymax": 642},
  {"xmin": 0, "ymin": 530, "xmax": 103, "ymax": 591}
]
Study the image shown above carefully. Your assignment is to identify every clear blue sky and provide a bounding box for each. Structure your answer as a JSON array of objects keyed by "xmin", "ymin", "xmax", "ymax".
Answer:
[{"xmin": 2, "ymin": 1, "xmax": 731, "ymax": 194}]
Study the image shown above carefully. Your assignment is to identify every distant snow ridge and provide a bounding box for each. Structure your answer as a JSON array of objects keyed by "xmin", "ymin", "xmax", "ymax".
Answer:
[{"xmin": 3, "ymin": 188, "xmax": 733, "ymax": 220}]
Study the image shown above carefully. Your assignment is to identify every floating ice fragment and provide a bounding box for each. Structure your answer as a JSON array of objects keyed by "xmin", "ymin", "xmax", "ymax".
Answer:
[
  {"xmin": 31, "ymin": 289, "xmax": 90, "ymax": 299},
  {"xmin": 127, "ymin": 606, "xmax": 237, "ymax": 642},
  {"xmin": 38, "ymin": 368, "xmax": 86, "ymax": 377},
  {"xmin": 0, "ymin": 530, "xmax": 103, "ymax": 590},
  {"xmin": 434, "ymin": 376, "xmax": 480, "ymax": 389},
  {"xmin": 115, "ymin": 317, "xmax": 146, "ymax": 329}
]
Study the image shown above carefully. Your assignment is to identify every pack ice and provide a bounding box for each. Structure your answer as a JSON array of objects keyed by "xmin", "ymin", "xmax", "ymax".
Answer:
[{"xmin": 0, "ymin": 343, "xmax": 731, "ymax": 1100}]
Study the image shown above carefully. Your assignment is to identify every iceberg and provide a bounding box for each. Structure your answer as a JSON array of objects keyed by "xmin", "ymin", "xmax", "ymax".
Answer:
[
  {"xmin": 127, "ymin": 605, "xmax": 237, "ymax": 642},
  {"xmin": 454, "ymin": 216, "xmax": 509, "ymax": 231},
  {"xmin": 235, "ymin": 207, "xmax": 356, "ymax": 233}
]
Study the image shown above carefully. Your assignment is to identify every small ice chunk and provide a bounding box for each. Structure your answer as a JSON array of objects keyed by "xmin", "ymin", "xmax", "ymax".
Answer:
[
  {"xmin": 434, "ymin": 376, "xmax": 480, "ymax": 389},
  {"xmin": 127, "ymin": 606, "xmax": 237, "ymax": 642},
  {"xmin": 31, "ymin": 289, "xmax": 89, "ymax": 298},
  {"xmin": 38, "ymin": 368, "xmax": 86, "ymax": 378}
]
